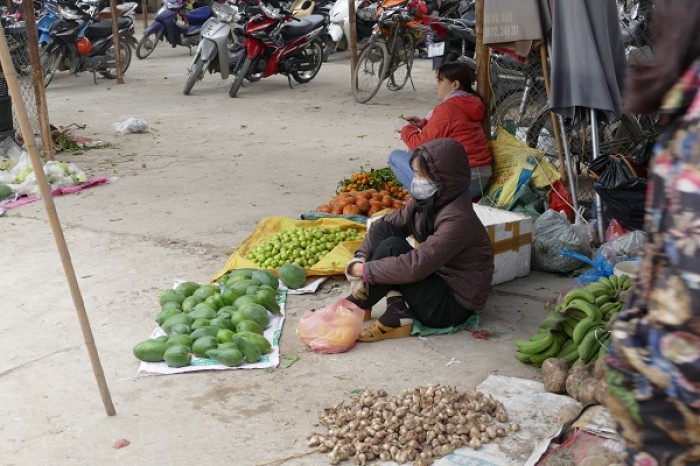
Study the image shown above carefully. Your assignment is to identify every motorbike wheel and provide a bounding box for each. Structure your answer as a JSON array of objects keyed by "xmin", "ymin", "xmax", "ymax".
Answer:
[
  {"xmin": 41, "ymin": 48, "xmax": 62, "ymax": 88},
  {"xmin": 230, "ymin": 56, "xmax": 253, "ymax": 98},
  {"xmin": 183, "ymin": 57, "xmax": 205, "ymax": 95},
  {"xmin": 352, "ymin": 39, "xmax": 388, "ymax": 104},
  {"xmin": 387, "ymin": 33, "xmax": 413, "ymax": 91},
  {"xmin": 321, "ymin": 36, "xmax": 334, "ymax": 63},
  {"xmin": 291, "ymin": 40, "xmax": 323, "ymax": 84},
  {"xmin": 100, "ymin": 39, "xmax": 132, "ymax": 79},
  {"xmin": 136, "ymin": 31, "xmax": 161, "ymax": 59}
]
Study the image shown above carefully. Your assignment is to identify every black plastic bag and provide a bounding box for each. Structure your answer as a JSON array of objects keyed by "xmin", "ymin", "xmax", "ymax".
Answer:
[{"xmin": 592, "ymin": 155, "xmax": 647, "ymax": 231}]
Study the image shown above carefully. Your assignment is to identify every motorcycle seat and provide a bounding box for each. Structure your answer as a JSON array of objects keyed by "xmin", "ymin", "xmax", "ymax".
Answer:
[
  {"xmin": 85, "ymin": 17, "xmax": 131, "ymax": 39},
  {"xmin": 281, "ymin": 14, "xmax": 325, "ymax": 39},
  {"xmin": 187, "ymin": 6, "xmax": 211, "ymax": 23}
]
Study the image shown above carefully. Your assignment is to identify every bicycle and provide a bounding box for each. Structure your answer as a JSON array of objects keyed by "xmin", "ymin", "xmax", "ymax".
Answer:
[{"xmin": 351, "ymin": 5, "xmax": 425, "ymax": 103}]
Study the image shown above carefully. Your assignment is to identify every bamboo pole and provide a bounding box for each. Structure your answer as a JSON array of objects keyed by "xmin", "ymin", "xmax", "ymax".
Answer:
[
  {"xmin": 348, "ymin": 0, "xmax": 358, "ymax": 72},
  {"xmin": 475, "ymin": 0, "xmax": 490, "ymax": 137},
  {"xmin": 0, "ymin": 27, "xmax": 116, "ymax": 416},
  {"xmin": 21, "ymin": 0, "xmax": 54, "ymax": 161},
  {"xmin": 141, "ymin": 0, "xmax": 149, "ymax": 29},
  {"xmin": 539, "ymin": 44, "xmax": 566, "ymax": 179},
  {"xmin": 109, "ymin": 0, "xmax": 124, "ymax": 84}
]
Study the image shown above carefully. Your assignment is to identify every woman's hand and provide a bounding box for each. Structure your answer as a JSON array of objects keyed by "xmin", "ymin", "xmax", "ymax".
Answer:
[
  {"xmin": 348, "ymin": 262, "xmax": 364, "ymax": 278},
  {"xmin": 405, "ymin": 116, "xmax": 425, "ymax": 129}
]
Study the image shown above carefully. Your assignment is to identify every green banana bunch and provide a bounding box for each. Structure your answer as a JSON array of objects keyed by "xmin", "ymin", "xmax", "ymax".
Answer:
[{"xmin": 578, "ymin": 326, "xmax": 610, "ymax": 363}]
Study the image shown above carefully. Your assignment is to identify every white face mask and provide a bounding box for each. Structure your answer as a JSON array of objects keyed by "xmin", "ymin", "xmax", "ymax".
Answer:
[{"xmin": 411, "ymin": 176, "xmax": 438, "ymax": 200}]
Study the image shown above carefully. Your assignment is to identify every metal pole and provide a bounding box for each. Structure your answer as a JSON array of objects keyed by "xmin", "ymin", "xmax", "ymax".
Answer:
[
  {"xmin": 475, "ymin": 0, "xmax": 490, "ymax": 137},
  {"xmin": 141, "ymin": 0, "xmax": 149, "ymax": 29},
  {"xmin": 109, "ymin": 0, "xmax": 124, "ymax": 84},
  {"xmin": 0, "ymin": 26, "xmax": 116, "ymax": 416},
  {"xmin": 590, "ymin": 108, "xmax": 605, "ymax": 242},
  {"xmin": 348, "ymin": 0, "xmax": 358, "ymax": 71},
  {"xmin": 21, "ymin": 0, "xmax": 54, "ymax": 161}
]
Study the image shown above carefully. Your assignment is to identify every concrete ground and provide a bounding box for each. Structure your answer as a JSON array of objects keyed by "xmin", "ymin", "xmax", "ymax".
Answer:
[{"xmin": 1, "ymin": 31, "xmax": 572, "ymax": 465}]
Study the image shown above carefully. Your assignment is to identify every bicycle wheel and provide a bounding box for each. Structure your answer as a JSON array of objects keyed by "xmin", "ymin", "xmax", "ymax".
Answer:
[
  {"xmin": 352, "ymin": 39, "xmax": 389, "ymax": 104},
  {"xmin": 387, "ymin": 33, "xmax": 413, "ymax": 91},
  {"xmin": 525, "ymin": 108, "xmax": 648, "ymax": 166},
  {"xmin": 492, "ymin": 91, "xmax": 547, "ymax": 135}
]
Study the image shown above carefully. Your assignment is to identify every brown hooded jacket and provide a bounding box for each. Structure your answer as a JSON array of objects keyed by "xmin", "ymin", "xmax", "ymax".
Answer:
[{"xmin": 358, "ymin": 138, "xmax": 494, "ymax": 311}]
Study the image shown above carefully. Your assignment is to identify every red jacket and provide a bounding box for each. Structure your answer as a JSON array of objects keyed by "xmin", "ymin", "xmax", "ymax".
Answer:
[{"xmin": 401, "ymin": 95, "xmax": 492, "ymax": 168}]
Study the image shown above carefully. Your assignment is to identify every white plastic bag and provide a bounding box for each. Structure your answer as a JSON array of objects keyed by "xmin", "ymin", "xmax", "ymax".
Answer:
[
  {"xmin": 112, "ymin": 117, "xmax": 149, "ymax": 135},
  {"xmin": 532, "ymin": 210, "xmax": 591, "ymax": 273}
]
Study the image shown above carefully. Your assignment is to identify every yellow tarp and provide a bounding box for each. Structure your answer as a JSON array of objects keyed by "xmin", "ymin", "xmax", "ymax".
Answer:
[
  {"xmin": 213, "ymin": 216, "xmax": 366, "ymax": 281},
  {"xmin": 485, "ymin": 126, "xmax": 561, "ymax": 207}
]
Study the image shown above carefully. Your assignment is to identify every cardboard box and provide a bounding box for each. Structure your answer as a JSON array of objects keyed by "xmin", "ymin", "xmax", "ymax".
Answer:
[{"xmin": 474, "ymin": 205, "xmax": 532, "ymax": 285}]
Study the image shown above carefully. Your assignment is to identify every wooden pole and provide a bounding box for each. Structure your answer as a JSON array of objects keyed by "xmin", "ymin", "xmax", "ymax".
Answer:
[
  {"xmin": 141, "ymin": 0, "xmax": 149, "ymax": 29},
  {"xmin": 475, "ymin": 0, "xmax": 490, "ymax": 137},
  {"xmin": 348, "ymin": 0, "xmax": 358, "ymax": 72},
  {"xmin": 109, "ymin": 0, "xmax": 124, "ymax": 84},
  {"xmin": 0, "ymin": 27, "xmax": 116, "ymax": 417},
  {"xmin": 539, "ymin": 44, "xmax": 566, "ymax": 179},
  {"xmin": 21, "ymin": 0, "xmax": 54, "ymax": 161}
]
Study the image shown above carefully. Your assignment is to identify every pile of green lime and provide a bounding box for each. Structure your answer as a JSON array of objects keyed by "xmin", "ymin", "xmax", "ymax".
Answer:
[{"xmin": 245, "ymin": 227, "xmax": 361, "ymax": 269}]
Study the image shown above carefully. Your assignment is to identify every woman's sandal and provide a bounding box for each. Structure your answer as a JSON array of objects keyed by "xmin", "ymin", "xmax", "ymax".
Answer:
[
  {"xmin": 363, "ymin": 308, "xmax": 372, "ymax": 321},
  {"xmin": 358, "ymin": 320, "xmax": 412, "ymax": 342}
]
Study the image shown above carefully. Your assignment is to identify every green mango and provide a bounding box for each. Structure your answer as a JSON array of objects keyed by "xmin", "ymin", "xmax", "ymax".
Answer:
[
  {"xmin": 189, "ymin": 303, "xmax": 217, "ymax": 320},
  {"xmin": 221, "ymin": 289, "xmax": 242, "ymax": 306},
  {"xmin": 205, "ymin": 293, "xmax": 227, "ymax": 310},
  {"xmin": 252, "ymin": 269, "xmax": 279, "ymax": 289},
  {"xmin": 230, "ymin": 310, "xmax": 248, "ymax": 329},
  {"xmin": 156, "ymin": 308, "xmax": 181, "ymax": 326},
  {"xmin": 164, "ymin": 344, "xmax": 191, "ymax": 368},
  {"xmin": 133, "ymin": 339, "xmax": 167, "ymax": 362},
  {"xmin": 217, "ymin": 342, "xmax": 238, "ymax": 351},
  {"xmin": 278, "ymin": 263, "xmax": 306, "ymax": 289},
  {"xmin": 245, "ymin": 284, "xmax": 261, "ymax": 296},
  {"xmin": 162, "ymin": 314, "xmax": 194, "ymax": 333},
  {"xmin": 237, "ymin": 331, "xmax": 272, "ymax": 354},
  {"xmin": 161, "ymin": 301, "xmax": 182, "ymax": 313},
  {"xmin": 167, "ymin": 334, "xmax": 193, "ymax": 348},
  {"xmin": 182, "ymin": 295, "xmax": 203, "ymax": 313},
  {"xmin": 190, "ymin": 326, "xmax": 220, "ymax": 340},
  {"xmin": 237, "ymin": 319, "xmax": 263, "ymax": 335},
  {"xmin": 217, "ymin": 329, "xmax": 235, "ymax": 344},
  {"xmin": 216, "ymin": 306, "xmax": 236, "ymax": 319},
  {"xmin": 227, "ymin": 279, "xmax": 257, "ymax": 295},
  {"xmin": 209, "ymin": 317, "xmax": 234, "ymax": 332},
  {"xmin": 256, "ymin": 289, "xmax": 280, "ymax": 315},
  {"xmin": 160, "ymin": 289, "xmax": 186, "ymax": 308},
  {"xmin": 205, "ymin": 348, "xmax": 244, "ymax": 367},
  {"xmin": 169, "ymin": 323, "xmax": 191, "ymax": 335},
  {"xmin": 232, "ymin": 334, "xmax": 261, "ymax": 363},
  {"xmin": 175, "ymin": 281, "xmax": 201, "ymax": 297},
  {"xmin": 233, "ymin": 294, "xmax": 259, "ymax": 309},
  {"xmin": 190, "ymin": 318, "xmax": 211, "ymax": 330},
  {"xmin": 192, "ymin": 336, "xmax": 219, "ymax": 358},
  {"xmin": 239, "ymin": 303, "xmax": 270, "ymax": 329},
  {"xmin": 193, "ymin": 284, "xmax": 219, "ymax": 301},
  {"xmin": 154, "ymin": 335, "xmax": 169, "ymax": 344},
  {"xmin": 229, "ymin": 269, "xmax": 255, "ymax": 280}
]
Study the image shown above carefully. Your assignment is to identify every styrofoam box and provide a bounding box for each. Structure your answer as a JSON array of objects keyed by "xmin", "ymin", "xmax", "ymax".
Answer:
[
  {"xmin": 474, "ymin": 204, "xmax": 532, "ymax": 285},
  {"xmin": 366, "ymin": 205, "xmax": 532, "ymax": 285}
]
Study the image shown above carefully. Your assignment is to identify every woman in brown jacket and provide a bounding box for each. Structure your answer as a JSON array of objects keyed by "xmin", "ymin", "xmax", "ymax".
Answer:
[{"xmin": 346, "ymin": 138, "xmax": 494, "ymax": 342}]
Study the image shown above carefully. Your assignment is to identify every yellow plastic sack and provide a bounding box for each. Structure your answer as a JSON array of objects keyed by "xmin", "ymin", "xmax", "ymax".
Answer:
[
  {"xmin": 213, "ymin": 216, "xmax": 366, "ymax": 281},
  {"xmin": 485, "ymin": 126, "xmax": 561, "ymax": 207}
]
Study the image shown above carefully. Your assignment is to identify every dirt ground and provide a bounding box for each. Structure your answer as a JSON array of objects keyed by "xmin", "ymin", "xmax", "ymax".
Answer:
[{"xmin": 1, "ymin": 29, "xmax": 573, "ymax": 465}]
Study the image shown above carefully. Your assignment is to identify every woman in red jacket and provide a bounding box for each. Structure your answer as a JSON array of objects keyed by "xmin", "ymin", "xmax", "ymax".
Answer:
[{"xmin": 389, "ymin": 62, "xmax": 492, "ymax": 200}]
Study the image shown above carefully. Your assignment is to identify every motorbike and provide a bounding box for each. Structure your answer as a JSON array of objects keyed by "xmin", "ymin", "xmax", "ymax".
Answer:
[
  {"xmin": 182, "ymin": 0, "xmax": 245, "ymax": 94},
  {"xmin": 325, "ymin": 0, "xmax": 377, "ymax": 60},
  {"xmin": 37, "ymin": 0, "xmax": 61, "ymax": 47},
  {"xmin": 41, "ymin": 0, "xmax": 138, "ymax": 87},
  {"xmin": 229, "ymin": 0, "xmax": 326, "ymax": 97},
  {"xmin": 136, "ymin": 0, "xmax": 212, "ymax": 59},
  {"xmin": 427, "ymin": 0, "xmax": 474, "ymax": 68}
]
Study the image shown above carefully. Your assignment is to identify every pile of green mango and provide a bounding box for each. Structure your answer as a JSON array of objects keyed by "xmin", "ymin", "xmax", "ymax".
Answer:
[{"xmin": 133, "ymin": 269, "xmax": 280, "ymax": 368}]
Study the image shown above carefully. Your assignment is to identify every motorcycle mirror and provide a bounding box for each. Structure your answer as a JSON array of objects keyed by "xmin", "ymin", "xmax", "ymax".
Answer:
[{"xmin": 630, "ymin": 3, "xmax": 639, "ymax": 20}]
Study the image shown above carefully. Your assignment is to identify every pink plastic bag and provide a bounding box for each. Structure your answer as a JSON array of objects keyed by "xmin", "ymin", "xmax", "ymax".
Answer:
[
  {"xmin": 296, "ymin": 299, "xmax": 365, "ymax": 354},
  {"xmin": 605, "ymin": 219, "xmax": 629, "ymax": 243}
]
